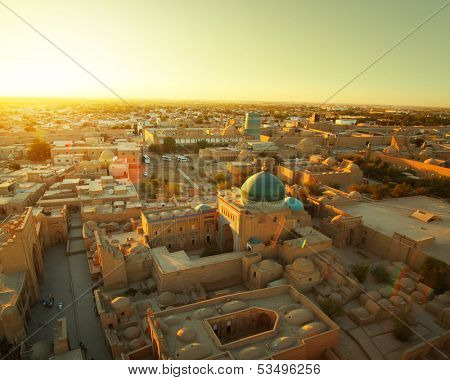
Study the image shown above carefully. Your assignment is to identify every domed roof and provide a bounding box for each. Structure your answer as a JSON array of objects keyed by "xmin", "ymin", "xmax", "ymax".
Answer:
[
  {"xmin": 284, "ymin": 307, "xmax": 314, "ymax": 326},
  {"xmin": 1, "ymin": 304, "xmax": 20, "ymax": 319},
  {"xmin": 160, "ymin": 211, "xmax": 173, "ymax": 219},
  {"xmin": 270, "ymin": 336, "xmax": 296, "ymax": 351},
  {"xmin": 175, "ymin": 343, "xmax": 212, "ymax": 360},
  {"xmin": 379, "ymin": 286, "xmax": 394, "ymax": 298},
  {"xmin": 157, "ymin": 291, "xmax": 176, "ymax": 306},
  {"xmin": 424, "ymin": 158, "xmax": 439, "ymax": 165},
  {"xmin": 355, "ymin": 307, "xmax": 370, "ymax": 319},
  {"xmin": 176, "ymin": 327, "xmax": 197, "ymax": 343},
  {"xmin": 389, "ymin": 295, "xmax": 406, "ymax": 306},
  {"xmin": 284, "ymin": 197, "xmax": 304, "ymax": 211},
  {"xmin": 192, "ymin": 307, "xmax": 214, "ymax": 320},
  {"xmin": 348, "ymin": 190, "xmax": 361, "ymax": 200},
  {"xmin": 111, "ymin": 296, "xmax": 131, "ymax": 311},
  {"xmin": 147, "ymin": 213, "xmax": 159, "ymax": 221},
  {"xmin": 331, "ymin": 215, "xmax": 344, "ymax": 224},
  {"xmin": 377, "ymin": 298, "xmax": 393, "ymax": 309},
  {"xmin": 398, "ymin": 277, "xmax": 415, "ymax": 289},
  {"xmin": 323, "ymin": 157, "xmax": 336, "ymax": 167},
  {"xmin": 298, "ymin": 138, "xmax": 314, "ymax": 147},
  {"xmin": 222, "ymin": 300, "xmax": 248, "ymax": 314},
  {"xmin": 298, "ymin": 321, "xmax": 327, "ymax": 338},
  {"xmin": 241, "ymin": 171, "xmax": 285, "ymax": 204},
  {"xmin": 129, "ymin": 337, "xmax": 145, "ymax": 350},
  {"xmin": 247, "ymin": 237, "xmax": 262, "ymax": 247},
  {"xmin": 292, "ymin": 258, "xmax": 315, "ymax": 274},
  {"xmin": 238, "ymin": 346, "xmax": 265, "ymax": 360},
  {"xmin": 123, "ymin": 326, "xmax": 141, "ymax": 341},
  {"xmin": 163, "ymin": 315, "xmax": 182, "ymax": 326},
  {"xmin": 383, "ymin": 146, "xmax": 398, "ymax": 154},
  {"xmin": 329, "ymin": 293, "xmax": 343, "ymax": 304},
  {"xmin": 194, "ymin": 204, "xmax": 213, "ymax": 212},
  {"xmin": 346, "ymin": 162, "xmax": 360, "ymax": 173},
  {"xmin": 99, "ymin": 149, "xmax": 116, "ymax": 163},
  {"xmin": 435, "ymin": 294, "xmax": 450, "ymax": 304},
  {"xmin": 348, "ymin": 191, "xmax": 361, "ymax": 200},
  {"xmin": 258, "ymin": 259, "xmax": 279, "ymax": 271},
  {"xmin": 367, "ymin": 290, "xmax": 381, "ymax": 301}
]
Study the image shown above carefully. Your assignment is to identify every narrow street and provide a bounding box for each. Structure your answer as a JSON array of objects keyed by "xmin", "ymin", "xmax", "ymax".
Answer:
[
  {"xmin": 27, "ymin": 213, "xmax": 110, "ymax": 359},
  {"xmin": 67, "ymin": 213, "xmax": 110, "ymax": 359}
]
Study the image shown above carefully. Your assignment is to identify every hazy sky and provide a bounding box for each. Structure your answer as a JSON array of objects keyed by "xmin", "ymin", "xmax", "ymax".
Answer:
[{"xmin": 1, "ymin": 0, "xmax": 449, "ymax": 106}]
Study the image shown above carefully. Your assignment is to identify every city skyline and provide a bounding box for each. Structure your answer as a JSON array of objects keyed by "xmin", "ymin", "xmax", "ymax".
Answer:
[{"xmin": 1, "ymin": 0, "xmax": 449, "ymax": 107}]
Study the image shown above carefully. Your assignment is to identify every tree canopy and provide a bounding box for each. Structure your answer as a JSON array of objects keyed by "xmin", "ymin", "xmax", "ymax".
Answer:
[{"xmin": 27, "ymin": 139, "xmax": 51, "ymax": 162}]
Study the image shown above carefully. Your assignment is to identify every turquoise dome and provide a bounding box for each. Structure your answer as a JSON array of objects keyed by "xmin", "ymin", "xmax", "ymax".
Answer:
[
  {"xmin": 284, "ymin": 197, "xmax": 304, "ymax": 211},
  {"xmin": 241, "ymin": 171, "xmax": 285, "ymax": 203},
  {"xmin": 248, "ymin": 236, "xmax": 262, "ymax": 245}
]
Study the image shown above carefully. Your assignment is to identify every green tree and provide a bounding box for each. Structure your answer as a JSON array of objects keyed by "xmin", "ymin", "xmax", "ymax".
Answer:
[
  {"xmin": 318, "ymin": 298, "xmax": 342, "ymax": 318},
  {"xmin": 351, "ymin": 263, "xmax": 369, "ymax": 283},
  {"xmin": 162, "ymin": 137, "xmax": 177, "ymax": 153},
  {"xmin": 370, "ymin": 265, "xmax": 391, "ymax": 284},
  {"xmin": 420, "ymin": 257, "xmax": 449, "ymax": 294},
  {"xmin": 27, "ymin": 139, "xmax": 51, "ymax": 162}
]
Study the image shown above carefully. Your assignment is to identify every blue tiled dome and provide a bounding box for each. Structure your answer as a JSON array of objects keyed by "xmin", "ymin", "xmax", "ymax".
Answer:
[
  {"xmin": 284, "ymin": 197, "xmax": 304, "ymax": 211},
  {"xmin": 241, "ymin": 171, "xmax": 285, "ymax": 204}
]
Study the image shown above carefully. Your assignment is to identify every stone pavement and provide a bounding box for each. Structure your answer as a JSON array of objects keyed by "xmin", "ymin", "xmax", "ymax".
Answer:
[
  {"xmin": 68, "ymin": 253, "xmax": 110, "ymax": 359},
  {"xmin": 67, "ymin": 212, "xmax": 110, "ymax": 359},
  {"xmin": 27, "ymin": 244, "xmax": 79, "ymax": 348}
]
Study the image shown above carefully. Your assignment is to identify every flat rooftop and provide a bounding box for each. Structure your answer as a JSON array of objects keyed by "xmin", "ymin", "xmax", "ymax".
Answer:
[
  {"xmin": 337, "ymin": 196, "xmax": 450, "ymax": 264},
  {"xmin": 150, "ymin": 285, "xmax": 338, "ymax": 360},
  {"xmin": 151, "ymin": 248, "xmax": 245, "ymax": 274}
]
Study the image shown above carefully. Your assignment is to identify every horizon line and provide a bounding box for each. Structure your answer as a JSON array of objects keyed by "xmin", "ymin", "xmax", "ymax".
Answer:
[{"xmin": 0, "ymin": 95, "xmax": 449, "ymax": 110}]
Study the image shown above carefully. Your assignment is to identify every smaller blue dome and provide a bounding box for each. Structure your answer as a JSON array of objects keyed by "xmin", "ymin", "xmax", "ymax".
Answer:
[
  {"xmin": 248, "ymin": 236, "xmax": 262, "ymax": 245},
  {"xmin": 284, "ymin": 197, "xmax": 304, "ymax": 211}
]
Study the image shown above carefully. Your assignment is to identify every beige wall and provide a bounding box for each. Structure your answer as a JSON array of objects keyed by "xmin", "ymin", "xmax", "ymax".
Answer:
[{"xmin": 153, "ymin": 257, "xmax": 242, "ymax": 293}]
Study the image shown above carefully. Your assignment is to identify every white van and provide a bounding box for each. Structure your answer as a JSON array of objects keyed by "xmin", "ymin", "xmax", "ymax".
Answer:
[
  {"xmin": 161, "ymin": 155, "xmax": 172, "ymax": 161},
  {"xmin": 177, "ymin": 156, "xmax": 189, "ymax": 162}
]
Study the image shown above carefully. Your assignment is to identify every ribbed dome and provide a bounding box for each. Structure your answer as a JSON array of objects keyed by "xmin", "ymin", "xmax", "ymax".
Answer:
[{"xmin": 241, "ymin": 171, "xmax": 285, "ymax": 204}]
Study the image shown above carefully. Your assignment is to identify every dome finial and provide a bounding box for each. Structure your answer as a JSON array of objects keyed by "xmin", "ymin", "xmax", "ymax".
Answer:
[{"xmin": 262, "ymin": 164, "xmax": 268, "ymax": 172}]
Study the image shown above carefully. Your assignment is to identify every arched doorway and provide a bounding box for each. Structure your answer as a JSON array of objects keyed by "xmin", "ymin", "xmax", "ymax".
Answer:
[
  {"xmin": 54, "ymin": 231, "xmax": 64, "ymax": 244},
  {"xmin": 221, "ymin": 224, "xmax": 234, "ymax": 253}
]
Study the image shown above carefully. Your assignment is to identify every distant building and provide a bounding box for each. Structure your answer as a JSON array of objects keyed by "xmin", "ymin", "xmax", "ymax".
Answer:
[{"xmin": 244, "ymin": 112, "xmax": 261, "ymax": 139}]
